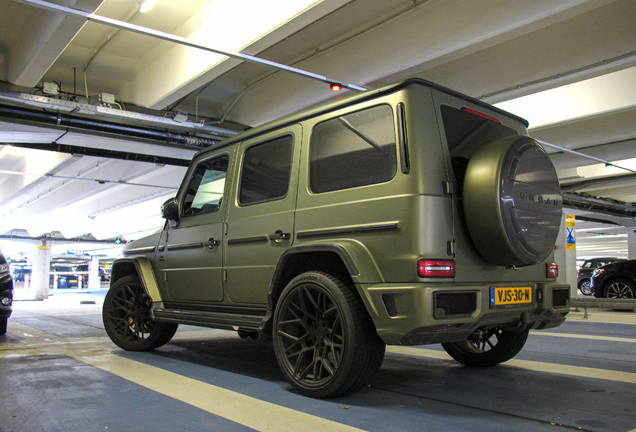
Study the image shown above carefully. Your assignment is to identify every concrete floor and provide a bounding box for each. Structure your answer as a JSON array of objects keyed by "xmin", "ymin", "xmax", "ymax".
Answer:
[{"xmin": 1, "ymin": 290, "xmax": 635, "ymax": 432}]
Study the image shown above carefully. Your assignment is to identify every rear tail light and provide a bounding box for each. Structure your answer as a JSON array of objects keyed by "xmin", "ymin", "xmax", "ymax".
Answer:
[
  {"xmin": 418, "ymin": 259, "xmax": 456, "ymax": 278},
  {"xmin": 547, "ymin": 263, "xmax": 558, "ymax": 278},
  {"xmin": 462, "ymin": 107, "xmax": 501, "ymax": 123}
]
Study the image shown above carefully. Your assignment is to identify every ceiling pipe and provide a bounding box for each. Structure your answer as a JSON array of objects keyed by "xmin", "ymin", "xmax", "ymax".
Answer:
[
  {"xmin": 0, "ymin": 168, "xmax": 178, "ymax": 190},
  {"xmin": 562, "ymin": 192, "xmax": 636, "ymax": 218},
  {"xmin": 562, "ymin": 172, "xmax": 636, "ymax": 193},
  {"xmin": 538, "ymin": 139, "xmax": 636, "ymax": 175},
  {"xmin": 14, "ymin": 0, "xmax": 368, "ymax": 92},
  {"xmin": 0, "ymin": 104, "xmax": 219, "ymax": 148}
]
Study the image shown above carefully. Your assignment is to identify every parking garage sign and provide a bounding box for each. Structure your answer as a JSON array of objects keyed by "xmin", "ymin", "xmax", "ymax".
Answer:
[{"xmin": 566, "ymin": 214, "xmax": 576, "ymax": 250}]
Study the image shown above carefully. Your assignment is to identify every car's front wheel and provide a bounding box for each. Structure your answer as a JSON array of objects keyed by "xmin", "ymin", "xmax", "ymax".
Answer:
[
  {"xmin": 103, "ymin": 275, "xmax": 178, "ymax": 351},
  {"xmin": 273, "ymin": 271, "xmax": 385, "ymax": 398},
  {"xmin": 578, "ymin": 279, "xmax": 592, "ymax": 295},
  {"xmin": 442, "ymin": 327, "xmax": 529, "ymax": 367}
]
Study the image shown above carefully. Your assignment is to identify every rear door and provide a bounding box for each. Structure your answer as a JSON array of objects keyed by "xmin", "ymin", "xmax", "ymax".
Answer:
[{"xmin": 224, "ymin": 126, "xmax": 301, "ymax": 305}]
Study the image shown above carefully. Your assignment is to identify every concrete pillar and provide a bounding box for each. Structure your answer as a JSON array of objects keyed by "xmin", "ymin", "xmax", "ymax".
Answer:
[
  {"xmin": 628, "ymin": 228, "xmax": 636, "ymax": 260},
  {"xmin": 88, "ymin": 256, "xmax": 101, "ymax": 290},
  {"xmin": 32, "ymin": 240, "xmax": 51, "ymax": 301},
  {"xmin": 554, "ymin": 213, "xmax": 578, "ymax": 298}
]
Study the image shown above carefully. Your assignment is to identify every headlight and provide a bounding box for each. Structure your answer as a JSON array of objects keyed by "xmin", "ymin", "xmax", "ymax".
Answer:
[
  {"xmin": 592, "ymin": 268, "xmax": 601, "ymax": 277},
  {"xmin": 0, "ymin": 264, "xmax": 8, "ymax": 273}
]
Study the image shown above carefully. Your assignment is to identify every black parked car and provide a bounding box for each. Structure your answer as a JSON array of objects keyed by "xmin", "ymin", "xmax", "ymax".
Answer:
[
  {"xmin": 0, "ymin": 253, "xmax": 13, "ymax": 335},
  {"xmin": 11, "ymin": 267, "xmax": 31, "ymax": 282},
  {"xmin": 49, "ymin": 265, "xmax": 86, "ymax": 289},
  {"xmin": 591, "ymin": 259, "xmax": 636, "ymax": 299},
  {"xmin": 578, "ymin": 257, "xmax": 626, "ymax": 295}
]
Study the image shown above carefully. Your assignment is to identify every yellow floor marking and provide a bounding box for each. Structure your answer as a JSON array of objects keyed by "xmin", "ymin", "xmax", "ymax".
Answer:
[
  {"xmin": 73, "ymin": 352, "xmax": 367, "ymax": 432},
  {"xmin": 3, "ymin": 321, "xmax": 366, "ymax": 432},
  {"xmin": 387, "ymin": 346, "xmax": 636, "ymax": 385},
  {"xmin": 531, "ymin": 331, "xmax": 636, "ymax": 344}
]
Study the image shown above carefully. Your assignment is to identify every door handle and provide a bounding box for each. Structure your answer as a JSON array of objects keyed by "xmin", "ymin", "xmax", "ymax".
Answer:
[
  {"xmin": 204, "ymin": 238, "xmax": 220, "ymax": 248},
  {"xmin": 268, "ymin": 231, "xmax": 291, "ymax": 241}
]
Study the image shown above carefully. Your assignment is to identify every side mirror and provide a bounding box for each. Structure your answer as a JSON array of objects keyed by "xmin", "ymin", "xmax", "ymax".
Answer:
[{"xmin": 161, "ymin": 197, "xmax": 180, "ymax": 227}]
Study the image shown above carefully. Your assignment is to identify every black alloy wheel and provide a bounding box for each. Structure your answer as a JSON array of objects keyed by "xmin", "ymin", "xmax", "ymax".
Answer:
[
  {"xmin": 604, "ymin": 279, "xmax": 635, "ymax": 299},
  {"xmin": 103, "ymin": 275, "xmax": 177, "ymax": 351},
  {"xmin": 273, "ymin": 272, "xmax": 385, "ymax": 398},
  {"xmin": 442, "ymin": 327, "xmax": 529, "ymax": 367}
]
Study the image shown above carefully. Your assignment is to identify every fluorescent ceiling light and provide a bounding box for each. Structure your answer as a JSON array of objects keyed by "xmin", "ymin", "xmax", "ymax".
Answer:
[
  {"xmin": 495, "ymin": 66, "xmax": 636, "ymax": 128},
  {"xmin": 140, "ymin": 0, "xmax": 158, "ymax": 13},
  {"xmin": 0, "ymin": 131, "xmax": 63, "ymax": 144}
]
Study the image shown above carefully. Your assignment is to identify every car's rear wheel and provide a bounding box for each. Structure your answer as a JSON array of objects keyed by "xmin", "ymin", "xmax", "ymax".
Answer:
[
  {"xmin": 273, "ymin": 271, "xmax": 385, "ymax": 398},
  {"xmin": 604, "ymin": 279, "xmax": 635, "ymax": 311},
  {"xmin": 0, "ymin": 317, "xmax": 7, "ymax": 335},
  {"xmin": 442, "ymin": 327, "xmax": 529, "ymax": 367},
  {"xmin": 604, "ymin": 279, "xmax": 635, "ymax": 299},
  {"xmin": 578, "ymin": 279, "xmax": 592, "ymax": 296},
  {"xmin": 103, "ymin": 275, "xmax": 178, "ymax": 351}
]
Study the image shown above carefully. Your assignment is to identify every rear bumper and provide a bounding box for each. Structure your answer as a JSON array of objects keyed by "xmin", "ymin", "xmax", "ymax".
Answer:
[{"xmin": 359, "ymin": 282, "xmax": 570, "ymax": 345}]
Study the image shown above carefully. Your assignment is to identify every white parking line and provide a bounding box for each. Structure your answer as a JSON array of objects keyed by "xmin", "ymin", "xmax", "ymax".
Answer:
[
  {"xmin": 387, "ymin": 346, "xmax": 636, "ymax": 385},
  {"xmin": 531, "ymin": 331, "xmax": 636, "ymax": 344}
]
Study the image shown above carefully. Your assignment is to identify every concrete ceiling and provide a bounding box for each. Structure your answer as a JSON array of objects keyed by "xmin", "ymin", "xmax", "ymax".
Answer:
[{"xmin": 0, "ymin": 0, "xmax": 635, "ymax": 258}]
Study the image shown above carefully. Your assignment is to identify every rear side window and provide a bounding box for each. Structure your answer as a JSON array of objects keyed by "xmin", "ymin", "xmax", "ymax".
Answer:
[
  {"xmin": 441, "ymin": 105, "xmax": 517, "ymax": 182},
  {"xmin": 310, "ymin": 105, "xmax": 397, "ymax": 193},
  {"xmin": 239, "ymin": 135, "xmax": 294, "ymax": 205}
]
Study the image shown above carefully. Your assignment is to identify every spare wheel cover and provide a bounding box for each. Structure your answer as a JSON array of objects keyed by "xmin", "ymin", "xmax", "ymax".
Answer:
[{"xmin": 463, "ymin": 135, "xmax": 563, "ymax": 266}]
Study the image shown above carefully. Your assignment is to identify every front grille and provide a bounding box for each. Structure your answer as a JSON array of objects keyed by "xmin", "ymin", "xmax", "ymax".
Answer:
[
  {"xmin": 552, "ymin": 288, "xmax": 569, "ymax": 307},
  {"xmin": 434, "ymin": 291, "xmax": 477, "ymax": 318}
]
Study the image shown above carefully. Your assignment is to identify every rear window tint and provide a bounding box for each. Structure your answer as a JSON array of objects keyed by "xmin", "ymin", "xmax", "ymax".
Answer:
[
  {"xmin": 310, "ymin": 105, "xmax": 397, "ymax": 193},
  {"xmin": 441, "ymin": 105, "xmax": 517, "ymax": 183}
]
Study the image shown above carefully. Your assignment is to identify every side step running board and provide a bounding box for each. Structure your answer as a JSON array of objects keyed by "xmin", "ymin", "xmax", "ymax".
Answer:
[{"xmin": 153, "ymin": 308, "xmax": 265, "ymax": 331}]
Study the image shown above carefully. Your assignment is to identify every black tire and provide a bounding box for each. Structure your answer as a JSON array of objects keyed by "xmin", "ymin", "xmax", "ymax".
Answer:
[
  {"xmin": 578, "ymin": 279, "xmax": 592, "ymax": 296},
  {"xmin": 273, "ymin": 271, "xmax": 385, "ymax": 398},
  {"xmin": 463, "ymin": 136, "xmax": 562, "ymax": 266},
  {"xmin": 442, "ymin": 327, "xmax": 529, "ymax": 367},
  {"xmin": 0, "ymin": 317, "xmax": 7, "ymax": 335},
  {"xmin": 604, "ymin": 279, "xmax": 635, "ymax": 311},
  {"xmin": 604, "ymin": 279, "xmax": 635, "ymax": 299},
  {"xmin": 103, "ymin": 275, "xmax": 178, "ymax": 351}
]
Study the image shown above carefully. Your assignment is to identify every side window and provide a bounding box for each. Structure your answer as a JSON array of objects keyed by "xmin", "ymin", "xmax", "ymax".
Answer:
[
  {"xmin": 310, "ymin": 105, "xmax": 397, "ymax": 193},
  {"xmin": 239, "ymin": 135, "xmax": 294, "ymax": 205},
  {"xmin": 582, "ymin": 261, "xmax": 592, "ymax": 268},
  {"xmin": 182, "ymin": 154, "xmax": 229, "ymax": 215}
]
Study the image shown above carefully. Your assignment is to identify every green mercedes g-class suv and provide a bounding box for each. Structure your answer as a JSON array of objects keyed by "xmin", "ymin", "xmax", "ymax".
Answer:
[{"xmin": 103, "ymin": 79, "xmax": 570, "ymax": 398}]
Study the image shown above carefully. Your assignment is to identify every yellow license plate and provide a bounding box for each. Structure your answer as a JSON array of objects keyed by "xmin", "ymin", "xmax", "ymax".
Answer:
[{"xmin": 490, "ymin": 287, "xmax": 532, "ymax": 307}]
